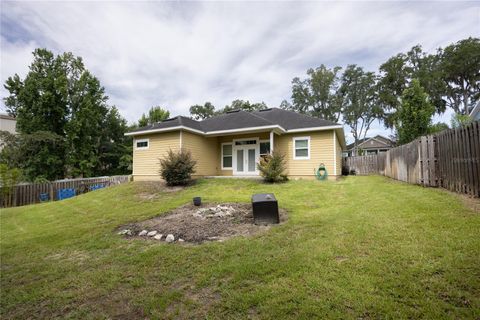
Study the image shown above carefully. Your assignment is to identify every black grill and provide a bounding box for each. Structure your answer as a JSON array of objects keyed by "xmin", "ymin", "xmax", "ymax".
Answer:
[{"xmin": 251, "ymin": 193, "xmax": 279, "ymax": 224}]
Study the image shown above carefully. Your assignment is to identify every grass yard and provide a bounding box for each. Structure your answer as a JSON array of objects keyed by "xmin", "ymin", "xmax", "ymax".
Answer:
[{"xmin": 1, "ymin": 176, "xmax": 479, "ymax": 319}]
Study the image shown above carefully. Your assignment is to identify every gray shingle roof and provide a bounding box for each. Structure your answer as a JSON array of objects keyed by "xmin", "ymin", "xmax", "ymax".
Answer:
[
  {"xmin": 252, "ymin": 108, "xmax": 338, "ymax": 130},
  {"xmin": 200, "ymin": 110, "xmax": 275, "ymax": 131},
  {"xmin": 128, "ymin": 108, "xmax": 341, "ymax": 134}
]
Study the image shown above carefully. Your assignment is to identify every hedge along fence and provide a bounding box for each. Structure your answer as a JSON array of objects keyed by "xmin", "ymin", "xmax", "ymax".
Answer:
[
  {"xmin": 0, "ymin": 175, "xmax": 130, "ymax": 208},
  {"xmin": 343, "ymin": 121, "xmax": 480, "ymax": 197}
]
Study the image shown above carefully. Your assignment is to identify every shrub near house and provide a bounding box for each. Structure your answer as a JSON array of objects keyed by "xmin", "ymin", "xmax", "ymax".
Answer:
[{"xmin": 159, "ymin": 149, "xmax": 197, "ymax": 186}]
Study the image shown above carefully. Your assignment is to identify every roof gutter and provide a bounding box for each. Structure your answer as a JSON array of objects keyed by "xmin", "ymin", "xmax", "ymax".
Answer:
[
  {"xmin": 124, "ymin": 126, "xmax": 204, "ymax": 136},
  {"xmin": 285, "ymin": 125, "xmax": 343, "ymax": 133}
]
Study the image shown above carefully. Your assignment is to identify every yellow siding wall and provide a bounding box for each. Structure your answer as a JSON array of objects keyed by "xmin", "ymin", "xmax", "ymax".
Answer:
[
  {"xmin": 275, "ymin": 130, "xmax": 338, "ymax": 177},
  {"xmin": 216, "ymin": 132, "xmax": 270, "ymax": 176},
  {"xmin": 182, "ymin": 131, "xmax": 218, "ymax": 176},
  {"xmin": 132, "ymin": 132, "xmax": 180, "ymax": 180}
]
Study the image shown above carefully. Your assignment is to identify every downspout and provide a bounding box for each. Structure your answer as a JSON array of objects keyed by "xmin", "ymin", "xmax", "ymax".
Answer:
[
  {"xmin": 270, "ymin": 131, "xmax": 274, "ymax": 153},
  {"xmin": 179, "ymin": 130, "xmax": 183, "ymax": 149}
]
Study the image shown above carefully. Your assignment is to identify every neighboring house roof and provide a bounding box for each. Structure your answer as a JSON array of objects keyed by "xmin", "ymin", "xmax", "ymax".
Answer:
[
  {"xmin": 126, "ymin": 108, "xmax": 345, "ymax": 147},
  {"xmin": 469, "ymin": 101, "xmax": 480, "ymax": 121},
  {"xmin": 0, "ymin": 114, "xmax": 15, "ymax": 121},
  {"xmin": 346, "ymin": 135, "xmax": 393, "ymax": 150},
  {"xmin": 0, "ymin": 113, "xmax": 17, "ymax": 134}
]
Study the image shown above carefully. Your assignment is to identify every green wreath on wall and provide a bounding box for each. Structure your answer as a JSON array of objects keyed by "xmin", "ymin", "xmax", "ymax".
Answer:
[{"xmin": 314, "ymin": 163, "xmax": 328, "ymax": 180}]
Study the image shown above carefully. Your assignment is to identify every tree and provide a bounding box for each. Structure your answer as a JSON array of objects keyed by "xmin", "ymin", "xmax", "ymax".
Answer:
[
  {"xmin": 0, "ymin": 164, "xmax": 22, "ymax": 207},
  {"xmin": 439, "ymin": 37, "xmax": 480, "ymax": 115},
  {"xmin": 2, "ymin": 48, "xmax": 131, "ymax": 180},
  {"xmin": 288, "ymin": 65, "xmax": 342, "ymax": 122},
  {"xmin": 396, "ymin": 79, "xmax": 435, "ymax": 144},
  {"xmin": 64, "ymin": 70, "xmax": 110, "ymax": 177},
  {"xmin": 0, "ymin": 131, "xmax": 20, "ymax": 169},
  {"xmin": 450, "ymin": 113, "xmax": 472, "ymax": 128},
  {"xmin": 222, "ymin": 99, "xmax": 267, "ymax": 113},
  {"xmin": 138, "ymin": 106, "xmax": 170, "ymax": 127},
  {"xmin": 428, "ymin": 122, "xmax": 449, "ymax": 134},
  {"xmin": 377, "ymin": 45, "xmax": 446, "ymax": 128},
  {"xmin": 188, "ymin": 100, "xmax": 267, "ymax": 117},
  {"xmin": 97, "ymin": 107, "xmax": 132, "ymax": 175},
  {"xmin": 0, "ymin": 131, "xmax": 66, "ymax": 181},
  {"xmin": 4, "ymin": 49, "xmax": 69, "ymax": 135},
  {"xmin": 189, "ymin": 102, "xmax": 216, "ymax": 120},
  {"xmin": 340, "ymin": 65, "xmax": 382, "ymax": 155}
]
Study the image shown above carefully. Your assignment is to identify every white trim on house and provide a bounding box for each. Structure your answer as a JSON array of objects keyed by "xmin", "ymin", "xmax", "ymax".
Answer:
[
  {"xmin": 221, "ymin": 142, "xmax": 233, "ymax": 170},
  {"xmin": 333, "ymin": 131, "xmax": 337, "ymax": 175},
  {"xmin": 125, "ymin": 126, "xmax": 205, "ymax": 136},
  {"xmin": 293, "ymin": 136, "xmax": 310, "ymax": 160},
  {"xmin": 126, "ymin": 124, "xmax": 344, "ymax": 137},
  {"xmin": 135, "ymin": 138, "xmax": 149, "ymax": 150},
  {"xmin": 270, "ymin": 131, "xmax": 274, "ymax": 152},
  {"xmin": 259, "ymin": 139, "xmax": 271, "ymax": 157},
  {"xmin": 286, "ymin": 125, "xmax": 343, "ymax": 133},
  {"xmin": 179, "ymin": 131, "xmax": 183, "ymax": 148},
  {"xmin": 232, "ymin": 137, "xmax": 260, "ymax": 176}
]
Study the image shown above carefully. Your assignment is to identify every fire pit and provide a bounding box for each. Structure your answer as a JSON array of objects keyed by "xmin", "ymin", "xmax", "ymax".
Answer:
[{"xmin": 251, "ymin": 193, "xmax": 279, "ymax": 224}]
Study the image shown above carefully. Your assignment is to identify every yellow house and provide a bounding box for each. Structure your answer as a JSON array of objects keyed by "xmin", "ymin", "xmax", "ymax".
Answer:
[{"xmin": 126, "ymin": 108, "xmax": 346, "ymax": 181}]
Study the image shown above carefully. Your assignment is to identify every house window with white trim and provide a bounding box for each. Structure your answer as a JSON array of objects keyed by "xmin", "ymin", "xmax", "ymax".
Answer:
[
  {"xmin": 135, "ymin": 139, "xmax": 149, "ymax": 150},
  {"xmin": 259, "ymin": 141, "xmax": 270, "ymax": 158},
  {"xmin": 293, "ymin": 137, "xmax": 310, "ymax": 160},
  {"xmin": 222, "ymin": 143, "xmax": 233, "ymax": 169}
]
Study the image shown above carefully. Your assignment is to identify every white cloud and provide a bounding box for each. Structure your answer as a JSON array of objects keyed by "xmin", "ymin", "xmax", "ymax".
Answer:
[{"xmin": 1, "ymin": 1, "xmax": 479, "ymax": 142}]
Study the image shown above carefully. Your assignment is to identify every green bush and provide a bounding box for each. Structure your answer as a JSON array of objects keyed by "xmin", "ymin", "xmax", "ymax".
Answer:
[
  {"xmin": 159, "ymin": 149, "xmax": 197, "ymax": 186},
  {"xmin": 0, "ymin": 164, "xmax": 22, "ymax": 207},
  {"xmin": 257, "ymin": 152, "xmax": 288, "ymax": 183}
]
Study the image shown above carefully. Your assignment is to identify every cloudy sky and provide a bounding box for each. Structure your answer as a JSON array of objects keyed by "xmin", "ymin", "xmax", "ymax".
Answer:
[{"xmin": 1, "ymin": 1, "xmax": 479, "ymax": 142}]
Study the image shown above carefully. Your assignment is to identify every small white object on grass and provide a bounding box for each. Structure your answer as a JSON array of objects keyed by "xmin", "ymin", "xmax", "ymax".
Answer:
[
  {"xmin": 138, "ymin": 230, "xmax": 148, "ymax": 236},
  {"xmin": 154, "ymin": 234, "xmax": 163, "ymax": 240},
  {"xmin": 147, "ymin": 230, "xmax": 157, "ymax": 237},
  {"xmin": 165, "ymin": 234, "xmax": 175, "ymax": 243}
]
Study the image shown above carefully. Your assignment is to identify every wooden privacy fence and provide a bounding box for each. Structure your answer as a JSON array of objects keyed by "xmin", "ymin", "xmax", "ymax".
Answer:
[
  {"xmin": 344, "ymin": 153, "xmax": 386, "ymax": 175},
  {"xmin": 343, "ymin": 121, "xmax": 480, "ymax": 197},
  {"xmin": 1, "ymin": 175, "xmax": 130, "ymax": 208}
]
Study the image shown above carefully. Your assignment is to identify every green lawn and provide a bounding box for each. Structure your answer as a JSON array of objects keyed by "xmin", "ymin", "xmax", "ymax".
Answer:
[{"xmin": 1, "ymin": 176, "xmax": 479, "ymax": 319}]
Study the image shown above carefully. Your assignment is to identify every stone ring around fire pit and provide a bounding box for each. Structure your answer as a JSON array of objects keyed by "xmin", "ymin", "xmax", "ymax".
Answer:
[{"xmin": 116, "ymin": 202, "xmax": 287, "ymax": 244}]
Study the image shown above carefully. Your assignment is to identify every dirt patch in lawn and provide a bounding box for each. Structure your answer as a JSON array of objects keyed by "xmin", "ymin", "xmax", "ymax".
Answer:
[
  {"xmin": 134, "ymin": 181, "xmax": 188, "ymax": 201},
  {"xmin": 119, "ymin": 203, "xmax": 287, "ymax": 244}
]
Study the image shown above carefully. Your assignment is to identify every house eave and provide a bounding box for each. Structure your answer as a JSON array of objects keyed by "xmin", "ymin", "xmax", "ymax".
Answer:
[
  {"xmin": 285, "ymin": 125, "xmax": 343, "ymax": 133},
  {"xmin": 124, "ymin": 126, "xmax": 204, "ymax": 136}
]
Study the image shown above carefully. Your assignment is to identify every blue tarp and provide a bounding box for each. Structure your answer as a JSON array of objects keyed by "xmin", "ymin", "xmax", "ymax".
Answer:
[
  {"xmin": 39, "ymin": 193, "xmax": 49, "ymax": 202},
  {"xmin": 57, "ymin": 188, "xmax": 76, "ymax": 200},
  {"xmin": 89, "ymin": 184, "xmax": 105, "ymax": 191}
]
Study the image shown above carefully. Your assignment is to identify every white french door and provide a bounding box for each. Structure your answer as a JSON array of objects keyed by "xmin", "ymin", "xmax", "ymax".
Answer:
[{"xmin": 233, "ymin": 146, "xmax": 258, "ymax": 175}]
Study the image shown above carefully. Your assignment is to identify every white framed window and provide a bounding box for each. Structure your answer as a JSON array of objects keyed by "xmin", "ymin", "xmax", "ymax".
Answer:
[
  {"xmin": 221, "ymin": 143, "xmax": 233, "ymax": 169},
  {"xmin": 293, "ymin": 136, "xmax": 310, "ymax": 160},
  {"xmin": 259, "ymin": 140, "xmax": 271, "ymax": 158},
  {"xmin": 135, "ymin": 138, "xmax": 149, "ymax": 150}
]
